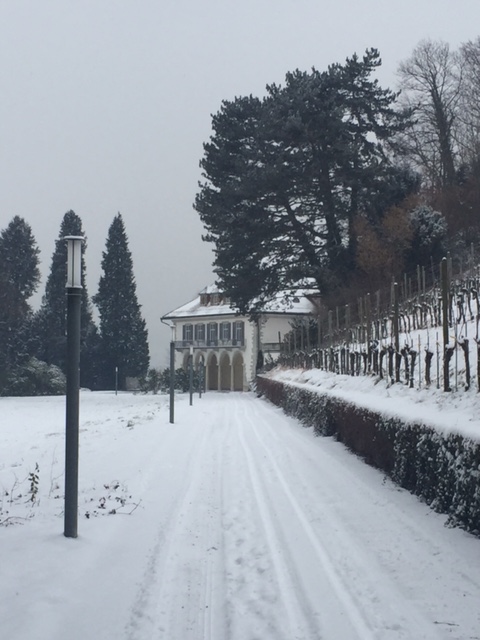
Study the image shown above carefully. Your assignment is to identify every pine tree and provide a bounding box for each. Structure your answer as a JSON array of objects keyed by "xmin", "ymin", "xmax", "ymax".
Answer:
[
  {"xmin": 93, "ymin": 213, "xmax": 149, "ymax": 389},
  {"xmin": 0, "ymin": 216, "xmax": 40, "ymax": 388},
  {"xmin": 31, "ymin": 211, "xmax": 99, "ymax": 388},
  {"xmin": 195, "ymin": 50, "xmax": 412, "ymax": 313}
]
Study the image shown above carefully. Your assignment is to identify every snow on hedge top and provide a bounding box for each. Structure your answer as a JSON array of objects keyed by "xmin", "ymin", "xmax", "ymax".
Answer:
[{"xmin": 267, "ymin": 367, "xmax": 480, "ymax": 442}]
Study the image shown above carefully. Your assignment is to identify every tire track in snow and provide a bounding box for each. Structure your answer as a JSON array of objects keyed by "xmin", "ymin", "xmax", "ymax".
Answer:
[
  {"xmin": 125, "ymin": 401, "xmax": 231, "ymax": 640},
  {"xmin": 252, "ymin": 393, "xmax": 480, "ymax": 639},
  {"xmin": 242, "ymin": 395, "xmax": 445, "ymax": 639},
  {"xmin": 124, "ymin": 419, "xmax": 216, "ymax": 639},
  {"xmin": 122, "ymin": 393, "xmax": 477, "ymax": 639},
  {"xmin": 233, "ymin": 395, "xmax": 375, "ymax": 640}
]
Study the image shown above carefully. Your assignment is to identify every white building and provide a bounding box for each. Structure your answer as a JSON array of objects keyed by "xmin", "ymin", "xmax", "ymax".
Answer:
[{"xmin": 161, "ymin": 285, "xmax": 316, "ymax": 391}]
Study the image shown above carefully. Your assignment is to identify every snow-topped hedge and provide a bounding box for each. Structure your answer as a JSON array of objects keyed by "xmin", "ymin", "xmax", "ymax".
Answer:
[{"xmin": 256, "ymin": 375, "xmax": 480, "ymax": 536}]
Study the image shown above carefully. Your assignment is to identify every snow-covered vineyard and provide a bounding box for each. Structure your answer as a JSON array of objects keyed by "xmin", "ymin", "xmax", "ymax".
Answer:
[
  {"xmin": 1, "ymin": 389, "xmax": 480, "ymax": 639},
  {"xmin": 278, "ymin": 258, "xmax": 480, "ymax": 395}
]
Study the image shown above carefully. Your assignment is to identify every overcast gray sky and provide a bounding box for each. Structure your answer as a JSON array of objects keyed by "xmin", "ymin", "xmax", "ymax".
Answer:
[{"xmin": 1, "ymin": 0, "xmax": 480, "ymax": 367}]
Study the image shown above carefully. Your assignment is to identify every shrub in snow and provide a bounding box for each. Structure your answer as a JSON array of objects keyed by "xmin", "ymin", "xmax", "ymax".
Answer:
[
  {"xmin": 139, "ymin": 368, "xmax": 162, "ymax": 394},
  {"xmin": 2, "ymin": 358, "xmax": 66, "ymax": 396},
  {"xmin": 408, "ymin": 204, "xmax": 447, "ymax": 267}
]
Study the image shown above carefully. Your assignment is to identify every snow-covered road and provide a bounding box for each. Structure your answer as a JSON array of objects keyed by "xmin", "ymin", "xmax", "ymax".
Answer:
[{"xmin": 2, "ymin": 392, "xmax": 479, "ymax": 639}]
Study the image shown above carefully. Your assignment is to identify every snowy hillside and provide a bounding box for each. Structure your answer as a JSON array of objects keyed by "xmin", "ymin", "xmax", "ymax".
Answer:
[{"xmin": 1, "ymin": 390, "xmax": 479, "ymax": 639}]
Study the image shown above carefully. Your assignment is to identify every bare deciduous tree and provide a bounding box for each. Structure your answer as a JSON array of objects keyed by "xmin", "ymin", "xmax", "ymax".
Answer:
[
  {"xmin": 457, "ymin": 37, "xmax": 480, "ymax": 165},
  {"xmin": 397, "ymin": 39, "xmax": 462, "ymax": 189}
]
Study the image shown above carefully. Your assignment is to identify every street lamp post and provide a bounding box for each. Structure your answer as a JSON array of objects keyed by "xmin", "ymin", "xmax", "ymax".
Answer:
[
  {"xmin": 169, "ymin": 325, "xmax": 175, "ymax": 423},
  {"xmin": 199, "ymin": 354, "xmax": 204, "ymax": 398},
  {"xmin": 64, "ymin": 235, "xmax": 84, "ymax": 538},
  {"xmin": 189, "ymin": 345, "xmax": 194, "ymax": 406}
]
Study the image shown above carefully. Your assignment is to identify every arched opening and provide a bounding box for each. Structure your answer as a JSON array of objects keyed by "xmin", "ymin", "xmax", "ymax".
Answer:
[
  {"xmin": 232, "ymin": 352, "xmax": 244, "ymax": 391},
  {"xmin": 207, "ymin": 353, "xmax": 218, "ymax": 391},
  {"xmin": 219, "ymin": 352, "xmax": 231, "ymax": 391}
]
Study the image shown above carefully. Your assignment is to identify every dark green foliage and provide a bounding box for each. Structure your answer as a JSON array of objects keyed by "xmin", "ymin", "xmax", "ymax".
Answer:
[
  {"xmin": 31, "ymin": 211, "xmax": 99, "ymax": 389},
  {"xmin": 94, "ymin": 214, "xmax": 149, "ymax": 390},
  {"xmin": 0, "ymin": 217, "xmax": 41, "ymax": 391},
  {"xmin": 139, "ymin": 367, "xmax": 201, "ymax": 394},
  {"xmin": 407, "ymin": 205, "xmax": 448, "ymax": 268},
  {"xmin": 139, "ymin": 368, "xmax": 162, "ymax": 394},
  {"xmin": 1, "ymin": 358, "xmax": 66, "ymax": 396},
  {"xmin": 414, "ymin": 432, "xmax": 441, "ymax": 505},
  {"xmin": 257, "ymin": 375, "xmax": 480, "ymax": 535},
  {"xmin": 172, "ymin": 367, "xmax": 199, "ymax": 393},
  {"xmin": 392, "ymin": 424, "xmax": 419, "ymax": 490},
  {"xmin": 196, "ymin": 49, "xmax": 412, "ymax": 313},
  {"xmin": 366, "ymin": 165, "xmax": 421, "ymax": 223},
  {"xmin": 0, "ymin": 216, "xmax": 40, "ymax": 302}
]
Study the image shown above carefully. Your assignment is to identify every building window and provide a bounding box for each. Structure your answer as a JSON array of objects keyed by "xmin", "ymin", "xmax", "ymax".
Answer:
[
  {"xmin": 207, "ymin": 322, "xmax": 218, "ymax": 345},
  {"xmin": 183, "ymin": 324, "xmax": 193, "ymax": 343},
  {"xmin": 220, "ymin": 322, "xmax": 231, "ymax": 341},
  {"xmin": 195, "ymin": 323, "xmax": 205, "ymax": 342},
  {"xmin": 212, "ymin": 293, "xmax": 221, "ymax": 305},
  {"xmin": 233, "ymin": 321, "xmax": 244, "ymax": 345}
]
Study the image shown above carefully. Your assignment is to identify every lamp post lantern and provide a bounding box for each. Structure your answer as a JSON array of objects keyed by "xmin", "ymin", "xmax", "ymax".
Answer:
[{"xmin": 64, "ymin": 235, "xmax": 84, "ymax": 538}]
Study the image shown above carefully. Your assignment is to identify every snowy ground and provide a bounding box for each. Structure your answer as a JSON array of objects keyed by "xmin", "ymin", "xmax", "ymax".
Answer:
[{"xmin": 1, "ymin": 389, "xmax": 480, "ymax": 640}]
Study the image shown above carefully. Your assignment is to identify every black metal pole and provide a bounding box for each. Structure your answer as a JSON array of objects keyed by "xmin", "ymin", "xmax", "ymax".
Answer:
[
  {"xmin": 64, "ymin": 288, "xmax": 81, "ymax": 538},
  {"xmin": 198, "ymin": 358, "xmax": 203, "ymax": 399},
  {"xmin": 169, "ymin": 340, "xmax": 175, "ymax": 424},
  {"xmin": 189, "ymin": 352, "xmax": 193, "ymax": 406},
  {"xmin": 394, "ymin": 282, "xmax": 400, "ymax": 383},
  {"xmin": 441, "ymin": 257, "xmax": 451, "ymax": 392}
]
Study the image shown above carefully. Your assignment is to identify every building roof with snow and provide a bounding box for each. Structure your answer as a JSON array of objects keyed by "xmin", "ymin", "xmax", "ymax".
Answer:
[{"xmin": 162, "ymin": 285, "xmax": 318, "ymax": 320}]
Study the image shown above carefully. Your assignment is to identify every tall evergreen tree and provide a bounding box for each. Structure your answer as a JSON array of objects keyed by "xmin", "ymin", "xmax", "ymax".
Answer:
[
  {"xmin": 195, "ymin": 50, "xmax": 412, "ymax": 313},
  {"xmin": 32, "ymin": 211, "xmax": 99, "ymax": 388},
  {"xmin": 0, "ymin": 216, "xmax": 40, "ymax": 388},
  {"xmin": 93, "ymin": 214, "xmax": 149, "ymax": 389}
]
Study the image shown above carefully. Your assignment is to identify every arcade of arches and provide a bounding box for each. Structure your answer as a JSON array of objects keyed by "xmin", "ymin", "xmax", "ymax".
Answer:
[{"xmin": 185, "ymin": 350, "xmax": 245, "ymax": 391}]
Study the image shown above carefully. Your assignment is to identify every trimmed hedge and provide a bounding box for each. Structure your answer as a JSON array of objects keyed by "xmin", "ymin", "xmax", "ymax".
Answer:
[{"xmin": 256, "ymin": 375, "xmax": 480, "ymax": 536}]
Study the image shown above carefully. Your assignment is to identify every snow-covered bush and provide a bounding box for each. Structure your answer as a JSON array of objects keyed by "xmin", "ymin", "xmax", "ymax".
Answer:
[
  {"xmin": 139, "ymin": 368, "xmax": 162, "ymax": 394},
  {"xmin": 2, "ymin": 358, "xmax": 66, "ymax": 396},
  {"xmin": 408, "ymin": 204, "xmax": 448, "ymax": 267}
]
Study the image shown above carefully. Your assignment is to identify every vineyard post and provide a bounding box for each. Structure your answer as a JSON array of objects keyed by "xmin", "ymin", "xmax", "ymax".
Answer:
[
  {"xmin": 441, "ymin": 257, "xmax": 450, "ymax": 392},
  {"xmin": 394, "ymin": 282, "xmax": 400, "ymax": 382}
]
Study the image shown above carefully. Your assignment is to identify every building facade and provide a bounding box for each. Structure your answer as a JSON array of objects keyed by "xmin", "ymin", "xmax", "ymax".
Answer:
[{"xmin": 162, "ymin": 285, "xmax": 316, "ymax": 391}]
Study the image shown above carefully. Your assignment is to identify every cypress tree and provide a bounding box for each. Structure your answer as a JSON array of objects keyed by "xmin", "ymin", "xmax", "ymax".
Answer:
[
  {"xmin": 32, "ymin": 211, "xmax": 99, "ymax": 388},
  {"xmin": 93, "ymin": 213, "xmax": 149, "ymax": 390},
  {"xmin": 0, "ymin": 216, "xmax": 41, "ymax": 387}
]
